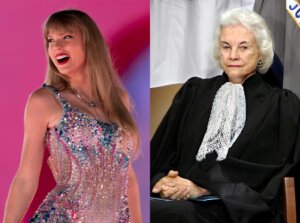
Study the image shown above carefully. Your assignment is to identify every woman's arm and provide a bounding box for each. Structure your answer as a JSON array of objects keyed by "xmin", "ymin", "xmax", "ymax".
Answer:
[
  {"xmin": 3, "ymin": 89, "xmax": 56, "ymax": 223},
  {"xmin": 127, "ymin": 163, "xmax": 142, "ymax": 223}
]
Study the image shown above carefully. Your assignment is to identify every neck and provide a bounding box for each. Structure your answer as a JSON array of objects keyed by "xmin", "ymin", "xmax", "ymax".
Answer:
[
  {"xmin": 228, "ymin": 71, "xmax": 255, "ymax": 84},
  {"xmin": 69, "ymin": 74, "xmax": 93, "ymax": 99}
]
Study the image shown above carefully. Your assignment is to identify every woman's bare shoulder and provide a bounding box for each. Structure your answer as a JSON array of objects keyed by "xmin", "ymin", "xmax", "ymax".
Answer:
[
  {"xmin": 27, "ymin": 88, "xmax": 57, "ymax": 108},
  {"xmin": 25, "ymin": 87, "xmax": 61, "ymax": 123}
]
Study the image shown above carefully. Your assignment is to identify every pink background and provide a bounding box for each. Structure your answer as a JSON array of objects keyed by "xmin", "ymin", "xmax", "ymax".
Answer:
[{"xmin": 0, "ymin": 1, "xmax": 149, "ymax": 222}]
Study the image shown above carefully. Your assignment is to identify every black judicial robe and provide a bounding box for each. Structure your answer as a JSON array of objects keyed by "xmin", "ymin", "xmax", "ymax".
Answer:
[{"xmin": 151, "ymin": 72, "xmax": 300, "ymax": 223}]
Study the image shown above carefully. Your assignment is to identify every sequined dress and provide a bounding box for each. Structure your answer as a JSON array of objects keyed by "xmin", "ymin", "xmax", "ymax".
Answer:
[{"xmin": 30, "ymin": 86, "xmax": 132, "ymax": 223}]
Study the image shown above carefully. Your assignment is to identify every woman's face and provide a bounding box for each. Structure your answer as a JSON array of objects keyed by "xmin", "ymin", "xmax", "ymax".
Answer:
[
  {"xmin": 219, "ymin": 24, "xmax": 260, "ymax": 84},
  {"xmin": 47, "ymin": 28, "xmax": 87, "ymax": 77}
]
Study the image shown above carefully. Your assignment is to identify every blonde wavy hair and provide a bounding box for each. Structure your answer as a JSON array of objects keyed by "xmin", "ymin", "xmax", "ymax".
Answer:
[{"xmin": 43, "ymin": 9, "xmax": 139, "ymax": 157}]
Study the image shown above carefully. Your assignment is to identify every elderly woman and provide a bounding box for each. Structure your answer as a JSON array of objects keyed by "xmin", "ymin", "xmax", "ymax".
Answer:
[{"xmin": 151, "ymin": 8, "xmax": 300, "ymax": 223}]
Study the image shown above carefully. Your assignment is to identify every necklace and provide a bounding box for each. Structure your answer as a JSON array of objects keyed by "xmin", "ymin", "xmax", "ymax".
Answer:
[{"xmin": 71, "ymin": 89, "xmax": 98, "ymax": 107}]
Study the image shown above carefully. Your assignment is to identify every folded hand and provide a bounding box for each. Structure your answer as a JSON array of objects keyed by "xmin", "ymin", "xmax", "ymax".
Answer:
[{"xmin": 152, "ymin": 170, "xmax": 210, "ymax": 200}]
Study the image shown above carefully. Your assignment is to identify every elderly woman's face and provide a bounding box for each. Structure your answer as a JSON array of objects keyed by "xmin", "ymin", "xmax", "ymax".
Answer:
[{"xmin": 219, "ymin": 24, "xmax": 260, "ymax": 84}]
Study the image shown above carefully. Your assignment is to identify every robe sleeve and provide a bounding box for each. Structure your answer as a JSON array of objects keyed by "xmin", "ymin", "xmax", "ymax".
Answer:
[{"xmin": 151, "ymin": 78, "xmax": 198, "ymax": 191}]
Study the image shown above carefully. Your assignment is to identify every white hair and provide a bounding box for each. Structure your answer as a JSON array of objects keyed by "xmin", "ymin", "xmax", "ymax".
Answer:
[{"xmin": 211, "ymin": 7, "xmax": 274, "ymax": 74}]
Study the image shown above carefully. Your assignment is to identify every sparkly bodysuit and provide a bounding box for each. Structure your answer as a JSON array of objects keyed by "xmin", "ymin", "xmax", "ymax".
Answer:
[{"xmin": 30, "ymin": 86, "xmax": 132, "ymax": 223}]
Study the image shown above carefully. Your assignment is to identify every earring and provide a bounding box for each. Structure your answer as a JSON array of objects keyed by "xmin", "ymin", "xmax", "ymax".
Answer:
[{"xmin": 257, "ymin": 58, "xmax": 264, "ymax": 69}]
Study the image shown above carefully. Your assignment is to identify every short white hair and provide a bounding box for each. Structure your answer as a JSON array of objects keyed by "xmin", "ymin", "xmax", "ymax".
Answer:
[{"xmin": 211, "ymin": 7, "xmax": 274, "ymax": 74}]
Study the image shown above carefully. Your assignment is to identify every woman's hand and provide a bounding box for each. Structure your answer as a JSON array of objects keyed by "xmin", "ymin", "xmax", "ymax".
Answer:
[
  {"xmin": 152, "ymin": 170, "xmax": 210, "ymax": 200},
  {"xmin": 152, "ymin": 170, "xmax": 188, "ymax": 199}
]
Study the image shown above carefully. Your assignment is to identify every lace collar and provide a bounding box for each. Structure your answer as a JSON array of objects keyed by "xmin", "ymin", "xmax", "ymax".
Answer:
[{"xmin": 196, "ymin": 80, "xmax": 246, "ymax": 162}]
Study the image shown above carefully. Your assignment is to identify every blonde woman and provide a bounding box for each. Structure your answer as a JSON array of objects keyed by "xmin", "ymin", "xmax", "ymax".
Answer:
[{"xmin": 4, "ymin": 9, "xmax": 141, "ymax": 223}]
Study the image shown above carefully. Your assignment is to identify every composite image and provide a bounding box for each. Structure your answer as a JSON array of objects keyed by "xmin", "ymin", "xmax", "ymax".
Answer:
[{"xmin": 1, "ymin": 0, "xmax": 300, "ymax": 222}]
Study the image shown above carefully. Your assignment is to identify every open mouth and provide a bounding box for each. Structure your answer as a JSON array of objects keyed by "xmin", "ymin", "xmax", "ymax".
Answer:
[{"xmin": 56, "ymin": 54, "xmax": 70, "ymax": 65}]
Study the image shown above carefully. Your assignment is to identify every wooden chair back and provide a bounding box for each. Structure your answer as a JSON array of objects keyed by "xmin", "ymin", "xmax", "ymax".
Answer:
[{"xmin": 283, "ymin": 177, "xmax": 297, "ymax": 223}]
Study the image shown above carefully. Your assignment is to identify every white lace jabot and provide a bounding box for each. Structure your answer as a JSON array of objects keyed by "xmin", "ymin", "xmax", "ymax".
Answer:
[{"xmin": 196, "ymin": 82, "xmax": 246, "ymax": 162}]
